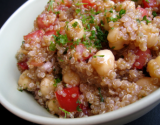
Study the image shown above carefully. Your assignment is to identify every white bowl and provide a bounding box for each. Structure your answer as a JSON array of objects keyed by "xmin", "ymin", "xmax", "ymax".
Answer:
[{"xmin": 0, "ymin": 0, "xmax": 160, "ymax": 124}]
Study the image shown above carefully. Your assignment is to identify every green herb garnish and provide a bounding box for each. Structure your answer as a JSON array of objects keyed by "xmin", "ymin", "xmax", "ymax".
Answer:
[
  {"xmin": 49, "ymin": 41, "xmax": 56, "ymax": 51},
  {"xmin": 142, "ymin": 15, "xmax": 151, "ymax": 24},
  {"xmin": 145, "ymin": 0, "xmax": 149, "ymax": 3},
  {"xmin": 111, "ymin": 46, "xmax": 115, "ymax": 49},
  {"xmin": 98, "ymin": 87, "xmax": 104, "ymax": 102},
  {"xmin": 136, "ymin": 19, "xmax": 141, "ymax": 23},
  {"xmin": 76, "ymin": 105, "xmax": 82, "ymax": 112},
  {"xmin": 59, "ymin": 107, "xmax": 70, "ymax": 118},
  {"xmin": 93, "ymin": 55, "xmax": 105, "ymax": 58},
  {"xmin": 75, "ymin": 2, "xmax": 88, "ymax": 6},
  {"xmin": 48, "ymin": 0, "xmax": 54, "ymax": 12},
  {"xmin": 76, "ymin": 99, "xmax": 81, "ymax": 104},
  {"xmin": 76, "ymin": 8, "xmax": 81, "ymax": 14},
  {"xmin": 72, "ymin": 21, "xmax": 78, "ymax": 28},
  {"xmin": 53, "ymin": 78, "xmax": 61, "ymax": 87},
  {"xmin": 152, "ymin": 11, "xmax": 157, "ymax": 17}
]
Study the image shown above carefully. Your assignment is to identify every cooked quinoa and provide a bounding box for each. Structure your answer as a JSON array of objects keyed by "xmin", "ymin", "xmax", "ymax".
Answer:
[{"xmin": 16, "ymin": 0, "xmax": 160, "ymax": 118}]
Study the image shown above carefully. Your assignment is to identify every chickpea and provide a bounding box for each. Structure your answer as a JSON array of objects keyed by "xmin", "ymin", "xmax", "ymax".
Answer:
[
  {"xmin": 63, "ymin": 70, "xmax": 80, "ymax": 86},
  {"xmin": 47, "ymin": 99, "xmax": 59, "ymax": 114},
  {"xmin": 147, "ymin": 56, "xmax": 160, "ymax": 78},
  {"xmin": 136, "ymin": 23, "xmax": 159, "ymax": 51},
  {"xmin": 136, "ymin": 77, "xmax": 158, "ymax": 96},
  {"xmin": 40, "ymin": 78, "xmax": 55, "ymax": 97},
  {"xmin": 65, "ymin": 19, "xmax": 84, "ymax": 39},
  {"xmin": 107, "ymin": 27, "xmax": 129, "ymax": 50},
  {"xmin": 91, "ymin": 50, "xmax": 115, "ymax": 77},
  {"xmin": 18, "ymin": 70, "xmax": 36, "ymax": 91}
]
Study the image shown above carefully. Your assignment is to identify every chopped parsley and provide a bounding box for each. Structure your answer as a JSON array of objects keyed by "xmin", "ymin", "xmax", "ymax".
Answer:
[
  {"xmin": 145, "ymin": 0, "xmax": 149, "ymax": 3},
  {"xmin": 136, "ymin": 19, "xmax": 141, "ymax": 23},
  {"xmin": 93, "ymin": 55, "xmax": 105, "ymax": 58},
  {"xmin": 152, "ymin": 11, "xmax": 157, "ymax": 17},
  {"xmin": 75, "ymin": 2, "xmax": 88, "ymax": 6},
  {"xmin": 76, "ymin": 99, "xmax": 81, "ymax": 104},
  {"xmin": 117, "ymin": 9, "xmax": 126, "ymax": 19},
  {"xmin": 110, "ymin": 46, "xmax": 115, "ymax": 49},
  {"xmin": 109, "ymin": 17, "xmax": 117, "ymax": 22},
  {"xmin": 89, "ymin": 30, "xmax": 96, "ymax": 40},
  {"xmin": 49, "ymin": 41, "xmax": 56, "ymax": 51},
  {"xmin": 59, "ymin": 107, "xmax": 70, "ymax": 118},
  {"xmin": 48, "ymin": 0, "xmax": 54, "ymax": 12},
  {"xmin": 69, "ymin": 56, "xmax": 72, "ymax": 60},
  {"xmin": 47, "ymin": 108, "xmax": 49, "ymax": 111},
  {"xmin": 89, "ymin": 15, "xmax": 95, "ymax": 24},
  {"xmin": 54, "ymin": 11, "xmax": 60, "ymax": 15},
  {"xmin": 53, "ymin": 78, "xmax": 61, "ymax": 87},
  {"xmin": 100, "ymin": 20, "xmax": 104, "ymax": 27},
  {"xmin": 22, "ymin": 41, "xmax": 25, "ymax": 45},
  {"xmin": 18, "ymin": 89, "xmax": 23, "ymax": 92},
  {"xmin": 53, "ymin": 32, "xmax": 70, "ymax": 45},
  {"xmin": 109, "ymin": 8, "xmax": 113, "ymax": 13},
  {"xmin": 98, "ymin": 87, "xmax": 104, "ymax": 102},
  {"xmin": 76, "ymin": 8, "xmax": 81, "ymax": 14},
  {"xmin": 111, "ymin": 27, "xmax": 114, "ymax": 30},
  {"xmin": 72, "ymin": 21, "xmax": 78, "ymax": 28},
  {"xmin": 142, "ymin": 15, "xmax": 151, "ymax": 24},
  {"xmin": 62, "ymin": 0, "xmax": 64, "ymax": 3},
  {"xmin": 76, "ymin": 105, "xmax": 82, "ymax": 112},
  {"xmin": 63, "ymin": 47, "xmax": 68, "ymax": 54},
  {"xmin": 81, "ymin": 15, "xmax": 87, "ymax": 24}
]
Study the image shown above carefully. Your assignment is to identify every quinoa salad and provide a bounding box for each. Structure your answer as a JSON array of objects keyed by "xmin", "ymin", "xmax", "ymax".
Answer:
[{"xmin": 16, "ymin": 0, "xmax": 160, "ymax": 118}]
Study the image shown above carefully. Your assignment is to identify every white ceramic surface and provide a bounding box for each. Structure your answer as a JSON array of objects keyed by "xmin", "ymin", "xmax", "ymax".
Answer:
[{"xmin": 0, "ymin": 0, "xmax": 160, "ymax": 124}]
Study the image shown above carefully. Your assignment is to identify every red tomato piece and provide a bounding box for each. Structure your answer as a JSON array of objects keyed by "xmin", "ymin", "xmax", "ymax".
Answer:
[
  {"xmin": 24, "ymin": 30, "xmax": 44, "ymax": 42},
  {"xmin": 30, "ymin": 61, "xmax": 44, "ymax": 67},
  {"xmin": 142, "ymin": 0, "xmax": 158, "ymax": 8},
  {"xmin": 37, "ymin": 13, "xmax": 56, "ymax": 29},
  {"xmin": 56, "ymin": 87, "xmax": 80, "ymax": 112},
  {"xmin": 17, "ymin": 60, "xmax": 28, "ymax": 70},
  {"xmin": 82, "ymin": 0, "xmax": 95, "ymax": 8},
  {"xmin": 137, "ymin": 7, "xmax": 148, "ymax": 17},
  {"xmin": 45, "ymin": 30, "xmax": 56, "ymax": 36},
  {"xmin": 75, "ymin": 44, "xmax": 93, "ymax": 61},
  {"xmin": 133, "ymin": 48, "xmax": 151, "ymax": 69},
  {"xmin": 111, "ymin": 0, "xmax": 125, "ymax": 3},
  {"xmin": 37, "ymin": 16, "xmax": 50, "ymax": 29},
  {"xmin": 63, "ymin": 0, "xmax": 72, "ymax": 7}
]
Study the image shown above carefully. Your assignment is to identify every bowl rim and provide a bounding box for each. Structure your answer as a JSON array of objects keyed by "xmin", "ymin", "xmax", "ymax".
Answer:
[{"xmin": 0, "ymin": 0, "xmax": 160, "ymax": 124}]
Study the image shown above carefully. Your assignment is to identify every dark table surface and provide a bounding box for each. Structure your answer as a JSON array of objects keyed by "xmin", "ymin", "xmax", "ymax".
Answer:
[{"xmin": 0, "ymin": 0, "xmax": 160, "ymax": 124}]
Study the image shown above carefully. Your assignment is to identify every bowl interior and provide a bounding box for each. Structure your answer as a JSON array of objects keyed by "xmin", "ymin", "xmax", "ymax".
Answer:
[{"xmin": 0, "ymin": 0, "xmax": 160, "ymax": 124}]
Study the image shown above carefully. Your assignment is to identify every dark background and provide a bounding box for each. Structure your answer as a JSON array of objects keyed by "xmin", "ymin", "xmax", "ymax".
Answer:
[{"xmin": 0, "ymin": 0, "xmax": 160, "ymax": 124}]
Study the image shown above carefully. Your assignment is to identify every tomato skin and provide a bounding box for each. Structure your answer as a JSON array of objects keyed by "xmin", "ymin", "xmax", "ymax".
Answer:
[
  {"xmin": 82, "ymin": 0, "xmax": 95, "ymax": 8},
  {"xmin": 137, "ymin": 7, "xmax": 148, "ymax": 17},
  {"xmin": 133, "ymin": 48, "xmax": 151, "ymax": 69},
  {"xmin": 112, "ymin": 0, "xmax": 125, "ymax": 3},
  {"xmin": 17, "ymin": 60, "xmax": 28, "ymax": 70},
  {"xmin": 37, "ymin": 16, "xmax": 50, "ymax": 29},
  {"xmin": 24, "ymin": 30, "xmax": 44, "ymax": 42},
  {"xmin": 45, "ymin": 30, "xmax": 56, "ymax": 36},
  {"xmin": 142, "ymin": 0, "xmax": 157, "ymax": 8},
  {"xmin": 63, "ymin": 0, "xmax": 72, "ymax": 7},
  {"xmin": 56, "ymin": 87, "xmax": 80, "ymax": 112}
]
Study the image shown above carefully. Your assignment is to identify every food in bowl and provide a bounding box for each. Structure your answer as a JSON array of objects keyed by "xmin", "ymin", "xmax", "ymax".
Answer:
[{"xmin": 16, "ymin": 0, "xmax": 160, "ymax": 118}]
